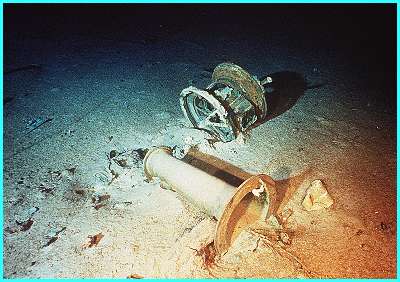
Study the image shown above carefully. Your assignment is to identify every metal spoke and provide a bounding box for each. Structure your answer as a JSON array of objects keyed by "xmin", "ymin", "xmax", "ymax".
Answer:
[
  {"xmin": 209, "ymin": 122, "xmax": 230, "ymax": 128},
  {"xmin": 196, "ymin": 106, "xmax": 212, "ymax": 116},
  {"xmin": 197, "ymin": 109, "xmax": 220, "ymax": 128}
]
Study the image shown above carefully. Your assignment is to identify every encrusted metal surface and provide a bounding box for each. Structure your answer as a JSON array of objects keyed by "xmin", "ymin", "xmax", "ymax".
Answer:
[
  {"xmin": 215, "ymin": 174, "xmax": 276, "ymax": 255},
  {"xmin": 180, "ymin": 62, "xmax": 269, "ymax": 142},
  {"xmin": 211, "ymin": 62, "xmax": 267, "ymax": 120},
  {"xmin": 144, "ymin": 147, "xmax": 277, "ymax": 256},
  {"xmin": 180, "ymin": 86, "xmax": 237, "ymax": 142}
]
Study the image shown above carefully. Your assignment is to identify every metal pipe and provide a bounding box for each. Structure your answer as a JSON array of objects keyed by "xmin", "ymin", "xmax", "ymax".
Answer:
[
  {"xmin": 144, "ymin": 146, "xmax": 236, "ymax": 219},
  {"xmin": 144, "ymin": 146, "xmax": 277, "ymax": 255}
]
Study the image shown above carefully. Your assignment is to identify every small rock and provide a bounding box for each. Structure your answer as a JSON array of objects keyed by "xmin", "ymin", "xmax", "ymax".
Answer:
[{"xmin": 302, "ymin": 179, "xmax": 334, "ymax": 211}]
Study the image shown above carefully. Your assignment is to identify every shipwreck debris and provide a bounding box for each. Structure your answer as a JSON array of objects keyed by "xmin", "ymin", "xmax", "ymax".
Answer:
[
  {"xmin": 144, "ymin": 146, "xmax": 277, "ymax": 255},
  {"xmin": 127, "ymin": 274, "xmax": 144, "ymax": 279},
  {"xmin": 96, "ymin": 148, "xmax": 147, "ymax": 186},
  {"xmin": 8, "ymin": 207, "xmax": 40, "ymax": 233},
  {"xmin": 92, "ymin": 193, "xmax": 111, "ymax": 210},
  {"xmin": 190, "ymin": 241, "xmax": 216, "ymax": 270},
  {"xmin": 25, "ymin": 116, "xmax": 54, "ymax": 134},
  {"xmin": 302, "ymin": 180, "xmax": 334, "ymax": 211},
  {"xmin": 85, "ymin": 233, "xmax": 104, "ymax": 248},
  {"xmin": 39, "ymin": 182, "xmax": 54, "ymax": 195},
  {"xmin": 17, "ymin": 218, "xmax": 34, "ymax": 232},
  {"xmin": 43, "ymin": 227, "xmax": 67, "ymax": 248},
  {"xmin": 180, "ymin": 62, "xmax": 273, "ymax": 142}
]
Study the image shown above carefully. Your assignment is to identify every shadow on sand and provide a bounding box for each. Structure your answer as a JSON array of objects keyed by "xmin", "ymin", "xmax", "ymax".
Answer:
[{"xmin": 258, "ymin": 71, "xmax": 324, "ymax": 122}]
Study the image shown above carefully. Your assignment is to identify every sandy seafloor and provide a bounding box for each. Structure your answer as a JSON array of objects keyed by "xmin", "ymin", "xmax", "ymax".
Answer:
[{"xmin": 3, "ymin": 5, "xmax": 396, "ymax": 278}]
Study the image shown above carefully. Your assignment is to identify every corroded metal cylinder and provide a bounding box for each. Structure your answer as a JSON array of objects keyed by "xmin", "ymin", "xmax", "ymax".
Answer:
[
  {"xmin": 144, "ymin": 146, "xmax": 236, "ymax": 219},
  {"xmin": 144, "ymin": 147, "xmax": 277, "ymax": 255}
]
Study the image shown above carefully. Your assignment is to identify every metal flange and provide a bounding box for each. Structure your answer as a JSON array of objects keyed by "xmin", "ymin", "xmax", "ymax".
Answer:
[{"xmin": 212, "ymin": 62, "xmax": 267, "ymax": 120}]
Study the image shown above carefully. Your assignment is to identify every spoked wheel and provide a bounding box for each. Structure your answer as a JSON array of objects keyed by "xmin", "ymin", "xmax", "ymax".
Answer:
[
  {"xmin": 180, "ymin": 86, "xmax": 236, "ymax": 142},
  {"xmin": 179, "ymin": 63, "xmax": 269, "ymax": 143}
]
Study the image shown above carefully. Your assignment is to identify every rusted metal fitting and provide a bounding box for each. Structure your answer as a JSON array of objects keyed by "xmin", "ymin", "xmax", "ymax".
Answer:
[
  {"xmin": 144, "ymin": 146, "xmax": 277, "ymax": 255},
  {"xmin": 180, "ymin": 62, "xmax": 272, "ymax": 142}
]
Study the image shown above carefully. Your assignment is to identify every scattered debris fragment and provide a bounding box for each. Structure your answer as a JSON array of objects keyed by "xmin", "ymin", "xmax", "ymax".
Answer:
[
  {"xmin": 172, "ymin": 143, "xmax": 192, "ymax": 159},
  {"xmin": 131, "ymin": 243, "xmax": 139, "ymax": 252},
  {"xmin": 108, "ymin": 149, "xmax": 144, "ymax": 169},
  {"xmin": 99, "ymin": 148, "xmax": 147, "ymax": 185},
  {"xmin": 74, "ymin": 189, "xmax": 85, "ymax": 196},
  {"xmin": 108, "ymin": 169, "xmax": 119, "ymax": 185},
  {"xmin": 134, "ymin": 148, "xmax": 147, "ymax": 159},
  {"xmin": 85, "ymin": 233, "xmax": 104, "ymax": 248},
  {"xmin": 302, "ymin": 179, "xmax": 334, "ymax": 211},
  {"xmin": 25, "ymin": 116, "xmax": 53, "ymax": 134},
  {"xmin": 127, "ymin": 274, "xmax": 144, "ymax": 279},
  {"xmin": 17, "ymin": 219, "xmax": 34, "ymax": 232},
  {"xmin": 250, "ymin": 227, "xmax": 281, "ymax": 243},
  {"xmin": 248, "ymin": 228, "xmax": 313, "ymax": 277},
  {"xmin": 109, "ymin": 150, "xmax": 118, "ymax": 159},
  {"xmin": 39, "ymin": 182, "xmax": 54, "ymax": 195},
  {"xmin": 92, "ymin": 193, "xmax": 111, "ymax": 210},
  {"xmin": 191, "ymin": 242, "xmax": 216, "ymax": 269},
  {"xmin": 70, "ymin": 181, "xmax": 90, "ymax": 198},
  {"xmin": 13, "ymin": 207, "xmax": 40, "ymax": 232},
  {"xmin": 43, "ymin": 227, "xmax": 67, "ymax": 248},
  {"xmin": 4, "ymin": 226, "xmax": 19, "ymax": 234}
]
